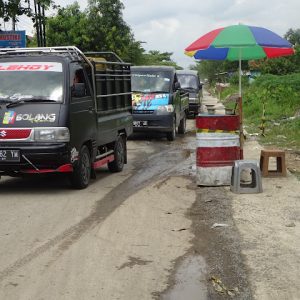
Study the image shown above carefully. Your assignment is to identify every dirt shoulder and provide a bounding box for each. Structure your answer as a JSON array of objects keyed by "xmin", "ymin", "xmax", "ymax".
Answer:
[
  {"xmin": 230, "ymin": 140, "xmax": 300, "ymax": 299},
  {"xmin": 177, "ymin": 138, "xmax": 300, "ymax": 300},
  {"xmin": 285, "ymin": 151, "xmax": 300, "ymax": 179}
]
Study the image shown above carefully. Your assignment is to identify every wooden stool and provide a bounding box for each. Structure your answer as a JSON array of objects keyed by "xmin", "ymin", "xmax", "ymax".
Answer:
[{"xmin": 260, "ymin": 149, "xmax": 287, "ymax": 177}]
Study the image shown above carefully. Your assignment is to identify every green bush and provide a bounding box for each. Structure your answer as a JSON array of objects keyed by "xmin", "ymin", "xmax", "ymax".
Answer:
[
  {"xmin": 229, "ymin": 73, "xmax": 250, "ymax": 87},
  {"xmin": 243, "ymin": 73, "xmax": 300, "ymax": 122},
  {"xmin": 222, "ymin": 73, "xmax": 300, "ymax": 149}
]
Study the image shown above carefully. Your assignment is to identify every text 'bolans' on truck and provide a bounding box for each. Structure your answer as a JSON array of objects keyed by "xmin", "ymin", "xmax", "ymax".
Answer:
[
  {"xmin": 176, "ymin": 70, "xmax": 203, "ymax": 117},
  {"xmin": 0, "ymin": 47, "xmax": 132, "ymax": 189},
  {"xmin": 131, "ymin": 66, "xmax": 189, "ymax": 141}
]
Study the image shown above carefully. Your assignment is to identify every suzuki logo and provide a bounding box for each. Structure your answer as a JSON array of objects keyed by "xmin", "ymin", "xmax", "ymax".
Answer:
[{"xmin": 0, "ymin": 130, "xmax": 7, "ymax": 138}]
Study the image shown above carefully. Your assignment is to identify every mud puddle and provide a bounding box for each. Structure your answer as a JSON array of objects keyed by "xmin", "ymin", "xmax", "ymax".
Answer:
[
  {"xmin": 186, "ymin": 187, "xmax": 253, "ymax": 299},
  {"xmin": 162, "ymin": 256, "xmax": 208, "ymax": 300}
]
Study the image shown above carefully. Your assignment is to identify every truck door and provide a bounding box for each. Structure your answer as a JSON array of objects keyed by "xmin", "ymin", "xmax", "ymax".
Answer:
[{"xmin": 69, "ymin": 63, "xmax": 97, "ymax": 152}]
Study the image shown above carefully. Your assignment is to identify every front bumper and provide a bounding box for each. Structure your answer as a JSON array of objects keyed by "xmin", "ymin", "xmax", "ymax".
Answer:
[
  {"xmin": 189, "ymin": 103, "xmax": 200, "ymax": 113},
  {"xmin": 132, "ymin": 113, "xmax": 173, "ymax": 132},
  {"xmin": 0, "ymin": 142, "xmax": 70, "ymax": 174}
]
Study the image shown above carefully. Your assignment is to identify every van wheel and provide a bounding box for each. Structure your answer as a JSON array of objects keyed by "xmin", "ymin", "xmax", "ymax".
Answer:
[
  {"xmin": 167, "ymin": 117, "xmax": 176, "ymax": 141},
  {"xmin": 70, "ymin": 145, "xmax": 91, "ymax": 189},
  {"xmin": 178, "ymin": 114, "xmax": 186, "ymax": 134},
  {"xmin": 108, "ymin": 136, "xmax": 125, "ymax": 172}
]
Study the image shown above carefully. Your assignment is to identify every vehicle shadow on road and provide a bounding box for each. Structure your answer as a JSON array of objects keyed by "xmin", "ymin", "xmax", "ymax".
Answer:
[{"xmin": 0, "ymin": 170, "xmax": 115, "ymax": 194}]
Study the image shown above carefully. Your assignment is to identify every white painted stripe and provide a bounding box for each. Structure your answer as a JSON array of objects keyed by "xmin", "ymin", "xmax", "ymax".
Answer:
[{"xmin": 196, "ymin": 133, "xmax": 240, "ymax": 148}]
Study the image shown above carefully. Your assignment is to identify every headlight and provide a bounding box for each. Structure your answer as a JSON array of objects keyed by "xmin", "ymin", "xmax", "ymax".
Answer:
[
  {"xmin": 34, "ymin": 127, "xmax": 70, "ymax": 142},
  {"xmin": 156, "ymin": 105, "xmax": 174, "ymax": 114}
]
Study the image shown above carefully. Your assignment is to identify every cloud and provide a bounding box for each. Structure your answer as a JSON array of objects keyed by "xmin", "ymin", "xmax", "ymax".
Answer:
[
  {"xmin": 122, "ymin": 0, "xmax": 300, "ymax": 68},
  {"xmin": 19, "ymin": 0, "xmax": 299, "ymax": 68}
]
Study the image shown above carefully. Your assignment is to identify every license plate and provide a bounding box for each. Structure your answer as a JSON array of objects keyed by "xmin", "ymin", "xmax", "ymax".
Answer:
[
  {"xmin": 133, "ymin": 121, "xmax": 148, "ymax": 127},
  {"xmin": 0, "ymin": 150, "xmax": 20, "ymax": 162}
]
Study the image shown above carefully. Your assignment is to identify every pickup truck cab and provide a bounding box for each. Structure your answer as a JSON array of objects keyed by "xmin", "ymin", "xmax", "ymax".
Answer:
[
  {"xmin": 131, "ymin": 66, "xmax": 188, "ymax": 141},
  {"xmin": 0, "ymin": 47, "xmax": 132, "ymax": 189},
  {"xmin": 176, "ymin": 70, "xmax": 203, "ymax": 117}
]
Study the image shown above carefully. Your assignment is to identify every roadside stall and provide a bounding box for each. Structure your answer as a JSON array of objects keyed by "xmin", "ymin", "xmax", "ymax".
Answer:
[{"xmin": 185, "ymin": 24, "xmax": 295, "ymax": 186}]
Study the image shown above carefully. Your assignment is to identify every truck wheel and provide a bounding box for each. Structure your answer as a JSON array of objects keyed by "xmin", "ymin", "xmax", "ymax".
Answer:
[
  {"xmin": 167, "ymin": 117, "xmax": 176, "ymax": 141},
  {"xmin": 70, "ymin": 145, "xmax": 91, "ymax": 189},
  {"xmin": 178, "ymin": 114, "xmax": 186, "ymax": 134},
  {"xmin": 108, "ymin": 135, "xmax": 125, "ymax": 172}
]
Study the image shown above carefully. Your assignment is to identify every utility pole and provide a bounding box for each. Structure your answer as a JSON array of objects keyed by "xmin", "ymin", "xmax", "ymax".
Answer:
[
  {"xmin": 33, "ymin": 0, "xmax": 41, "ymax": 46},
  {"xmin": 34, "ymin": 0, "xmax": 46, "ymax": 47},
  {"xmin": 11, "ymin": 0, "xmax": 18, "ymax": 31},
  {"xmin": 42, "ymin": 4, "xmax": 46, "ymax": 46}
]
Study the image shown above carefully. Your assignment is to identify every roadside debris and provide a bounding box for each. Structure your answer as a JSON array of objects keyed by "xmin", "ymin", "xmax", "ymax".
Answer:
[
  {"xmin": 209, "ymin": 276, "xmax": 239, "ymax": 297},
  {"xmin": 172, "ymin": 228, "xmax": 188, "ymax": 232},
  {"xmin": 204, "ymin": 199, "xmax": 213, "ymax": 203},
  {"xmin": 211, "ymin": 223, "xmax": 229, "ymax": 229},
  {"xmin": 286, "ymin": 222, "xmax": 296, "ymax": 228}
]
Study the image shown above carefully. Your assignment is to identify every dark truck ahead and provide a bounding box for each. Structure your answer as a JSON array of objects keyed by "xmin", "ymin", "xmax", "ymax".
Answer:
[
  {"xmin": 176, "ymin": 70, "xmax": 203, "ymax": 117},
  {"xmin": 0, "ymin": 46, "xmax": 132, "ymax": 189},
  {"xmin": 131, "ymin": 66, "xmax": 188, "ymax": 141}
]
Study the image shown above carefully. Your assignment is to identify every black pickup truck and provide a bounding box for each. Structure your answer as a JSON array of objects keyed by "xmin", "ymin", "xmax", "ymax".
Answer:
[
  {"xmin": 131, "ymin": 66, "xmax": 188, "ymax": 141},
  {"xmin": 0, "ymin": 46, "xmax": 132, "ymax": 189},
  {"xmin": 176, "ymin": 70, "xmax": 203, "ymax": 117}
]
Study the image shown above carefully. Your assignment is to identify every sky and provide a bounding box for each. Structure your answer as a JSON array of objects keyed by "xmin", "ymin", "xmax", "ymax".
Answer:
[{"xmin": 6, "ymin": 0, "xmax": 300, "ymax": 68}]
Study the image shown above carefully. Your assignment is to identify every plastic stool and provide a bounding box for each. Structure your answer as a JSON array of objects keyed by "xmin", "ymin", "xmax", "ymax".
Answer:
[
  {"xmin": 230, "ymin": 160, "xmax": 263, "ymax": 194},
  {"xmin": 260, "ymin": 149, "xmax": 287, "ymax": 177}
]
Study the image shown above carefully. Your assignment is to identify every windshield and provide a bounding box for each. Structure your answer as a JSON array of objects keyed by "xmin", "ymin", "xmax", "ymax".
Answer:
[
  {"xmin": 0, "ymin": 62, "xmax": 64, "ymax": 102},
  {"xmin": 177, "ymin": 74, "xmax": 199, "ymax": 90},
  {"xmin": 131, "ymin": 70, "xmax": 172, "ymax": 93}
]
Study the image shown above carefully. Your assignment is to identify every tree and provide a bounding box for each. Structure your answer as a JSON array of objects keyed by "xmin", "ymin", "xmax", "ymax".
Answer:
[
  {"xmin": 46, "ymin": 0, "xmax": 145, "ymax": 64},
  {"xmin": 46, "ymin": 2, "xmax": 90, "ymax": 50},
  {"xmin": 284, "ymin": 28, "xmax": 300, "ymax": 46},
  {"xmin": 249, "ymin": 28, "xmax": 300, "ymax": 75},
  {"xmin": 140, "ymin": 50, "xmax": 182, "ymax": 69},
  {"xmin": 0, "ymin": 0, "xmax": 31, "ymax": 26},
  {"xmin": 86, "ymin": 0, "xmax": 144, "ymax": 63},
  {"xmin": 0, "ymin": 0, "xmax": 51, "ymax": 29},
  {"xmin": 45, "ymin": 0, "xmax": 182, "ymax": 66},
  {"xmin": 192, "ymin": 60, "xmax": 248, "ymax": 84}
]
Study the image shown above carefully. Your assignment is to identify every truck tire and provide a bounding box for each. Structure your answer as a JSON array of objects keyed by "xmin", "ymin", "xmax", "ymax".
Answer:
[
  {"xmin": 178, "ymin": 114, "xmax": 186, "ymax": 134},
  {"xmin": 70, "ymin": 145, "xmax": 91, "ymax": 189},
  {"xmin": 167, "ymin": 117, "xmax": 176, "ymax": 141},
  {"xmin": 108, "ymin": 135, "xmax": 125, "ymax": 172}
]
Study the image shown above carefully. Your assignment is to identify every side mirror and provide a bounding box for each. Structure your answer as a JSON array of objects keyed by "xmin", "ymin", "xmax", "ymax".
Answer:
[
  {"xmin": 174, "ymin": 82, "xmax": 181, "ymax": 90},
  {"xmin": 72, "ymin": 83, "xmax": 86, "ymax": 97}
]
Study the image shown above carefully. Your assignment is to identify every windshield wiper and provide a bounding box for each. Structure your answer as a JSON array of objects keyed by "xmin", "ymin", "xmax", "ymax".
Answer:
[
  {"xmin": 6, "ymin": 98, "xmax": 58, "ymax": 108},
  {"xmin": 151, "ymin": 90, "xmax": 169, "ymax": 93}
]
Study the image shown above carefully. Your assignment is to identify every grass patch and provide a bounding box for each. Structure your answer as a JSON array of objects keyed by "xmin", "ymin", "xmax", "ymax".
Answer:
[{"xmin": 220, "ymin": 73, "xmax": 300, "ymax": 150}]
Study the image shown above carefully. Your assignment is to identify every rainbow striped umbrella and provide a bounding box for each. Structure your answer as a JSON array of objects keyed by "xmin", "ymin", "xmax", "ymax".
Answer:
[
  {"xmin": 185, "ymin": 24, "xmax": 294, "ymax": 61},
  {"xmin": 185, "ymin": 24, "xmax": 295, "ymax": 96}
]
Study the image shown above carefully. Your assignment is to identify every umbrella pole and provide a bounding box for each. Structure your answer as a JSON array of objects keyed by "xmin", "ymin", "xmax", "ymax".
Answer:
[{"xmin": 238, "ymin": 50, "xmax": 244, "ymax": 158}]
